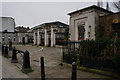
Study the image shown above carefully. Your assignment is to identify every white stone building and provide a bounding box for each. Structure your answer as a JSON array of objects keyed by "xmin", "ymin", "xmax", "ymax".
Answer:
[{"xmin": 68, "ymin": 5, "xmax": 113, "ymax": 41}]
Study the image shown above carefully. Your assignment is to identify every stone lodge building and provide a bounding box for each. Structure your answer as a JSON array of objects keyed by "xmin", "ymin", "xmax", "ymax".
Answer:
[
  {"xmin": 68, "ymin": 5, "xmax": 120, "ymax": 41},
  {"xmin": 31, "ymin": 21, "xmax": 68, "ymax": 47}
]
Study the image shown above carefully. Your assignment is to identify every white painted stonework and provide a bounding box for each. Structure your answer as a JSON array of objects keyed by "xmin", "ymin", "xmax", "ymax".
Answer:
[
  {"xmin": 37, "ymin": 30, "xmax": 41, "ymax": 45},
  {"xmin": 44, "ymin": 29, "xmax": 48, "ymax": 46},
  {"xmin": 34, "ymin": 32, "xmax": 37, "ymax": 45},
  {"xmin": 51, "ymin": 27, "xmax": 54, "ymax": 47},
  {"xmin": 69, "ymin": 6, "xmax": 111, "ymax": 41}
]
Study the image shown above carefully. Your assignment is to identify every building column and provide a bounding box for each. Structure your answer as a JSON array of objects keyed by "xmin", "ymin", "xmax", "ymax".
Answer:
[
  {"xmin": 44, "ymin": 29, "xmax": 48, "ymax": 46},
  {"xmin": 53, "ymin": 32, "xmax": 56, "ymax": 46},
  {"xmin": 25, "ymin": 36, "xmax": 28, "ymax": 44},
  {"xmin": 37, "ymin": 30, "xmax": 40, "ymax": 45},
  {"xmin": 51, "ymin": 27, "xmax": 54, "ymax": 47},
  {"xmin": 34, "ymin": 32, "xmax": 37, "ymax": 45}
]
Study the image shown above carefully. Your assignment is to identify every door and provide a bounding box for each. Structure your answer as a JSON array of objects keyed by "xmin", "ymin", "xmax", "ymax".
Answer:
[{"xmin": 22, "ymin": 37, "xmax": 25, "ymax": 45}]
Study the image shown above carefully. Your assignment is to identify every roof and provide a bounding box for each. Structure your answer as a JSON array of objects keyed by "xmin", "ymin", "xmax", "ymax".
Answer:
[
  {"xmin": 100, "ymin": 12, "xmax": 120, "ymax": 18},
  {"xmin": 0, "ymin": 17, "xmax": 15, "ymax": 20},
  {"xmin": 68, "ymin": 5, "xmax": 113, "ymax": 15},
  {"xmin": 31, "ymin": 21, "xmax": 69, "ymax": 30}
]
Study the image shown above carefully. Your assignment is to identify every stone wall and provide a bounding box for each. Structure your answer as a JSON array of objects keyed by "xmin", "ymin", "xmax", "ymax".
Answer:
[
  {"xmin": 0, "ymin": 32, "xmax": 33, "ymax": 44},
  {"xmin": 99, "ymin": 12, "xmax": 120, "ymax": 39}
]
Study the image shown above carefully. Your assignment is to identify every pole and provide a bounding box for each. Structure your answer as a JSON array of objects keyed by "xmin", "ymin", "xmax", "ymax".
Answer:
[
  {"xmin": 41, "ymin": 57, "xmax": 45, "ymax": 80},
  {"xmin": 72, "ymin": 62, "xmax": 77, "ymax": 80}
]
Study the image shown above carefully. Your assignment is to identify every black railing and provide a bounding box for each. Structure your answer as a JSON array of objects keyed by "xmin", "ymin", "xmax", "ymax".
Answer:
[
  {"xmin": 1, "ymin": 43, "xmax": 32, "ymax": 72},
  {"xmin": 63, "ymin": 40, "xmax": 120, "ymax": 73}
]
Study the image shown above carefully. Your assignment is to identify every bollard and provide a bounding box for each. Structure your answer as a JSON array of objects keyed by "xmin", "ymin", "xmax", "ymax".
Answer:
[
  {"xmin": 2, "ymin": 45, "xmax": 4, "ymax": 55},
  {"xmin": 9, "ymin": 41, "xmax": 12, "ymax": 51},
  {"xmin": 22, "ymin": 50, "xmax": 31, "ymax": 72},
  {"xmin": 72, "ymin": 62, "xmax": 77, "ymax": 80},
  {"xmin": 4, "ymin": 46, "xmax": 8, "ymax": 57},
  {"xmin": 11, "ymin": 47, "xmax": 18, "ymax": 63},
  {"xmin": 41, "ymin": 57, "xmax": 45, "ymax": 80}
]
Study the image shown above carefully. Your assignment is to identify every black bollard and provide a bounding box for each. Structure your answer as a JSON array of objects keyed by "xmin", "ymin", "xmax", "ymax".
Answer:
[
  {"xmin": 22, "ymin": 50, "xmax": 31, "ymax": 72},
  {"xmin": 4, "ymin": 46, "xmax": 8, "ymax": 57},
  {"xmin": 41, "ymin": 57, "xmax": 45, "ymax": 80},
  {"xmin": 2, "ymin": 45, "xmax": 4, "ymax": 55},
  {"xmin": 9, "ymin": 41, "xmax": 12, "ymax": 51},
  {"xmin": 72, "ymin": 62, "xmax": 77, "ymax": 80},
  {"xmin": 11, "ymin": 47, "xmax": 18, "ymax": 63}
]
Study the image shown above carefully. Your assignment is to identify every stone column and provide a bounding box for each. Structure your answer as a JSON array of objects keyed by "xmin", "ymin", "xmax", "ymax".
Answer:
[
  {"xmin": 75, "ymin": 26, "xmax": 78, "ymax": 41},
  {"xmin": 25, "ymin": 36, "xmax": 28, "ymax": 44},
  {"xmin": 34, "ymin": 32, "xmax": 37, "ymax": 45},
  {"xmin": 44, "ymin": 29, "xmax": 48, "ymax": 46},
  {"xmin": 53, "ymin": 32, "xmax": 56, "ymax": 46},
  {"xmin": 37, "ymin": 30, "xmax": 40, "ymax": 45},
  {"xmin": 51, "ymin": 27, "xmax": 54, "ymax": 47}
]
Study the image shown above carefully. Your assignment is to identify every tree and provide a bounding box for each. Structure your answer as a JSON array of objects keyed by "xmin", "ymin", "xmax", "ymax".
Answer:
[
  {"xmin": 97, "ymin": 0, "xmax": 120, "ymax": 12},
  {"xmin": 113, "ymin": 1, "xmax": 120, "ymax": 12}
]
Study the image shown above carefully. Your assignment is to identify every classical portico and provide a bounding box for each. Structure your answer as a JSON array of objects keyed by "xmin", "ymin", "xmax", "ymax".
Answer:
[
  {"xmin": 32, "ymin": 21, "xmax": 68, "ymax": 47},
  {"xmin": 33, "ymin": 27, "xmax": 56, "ymax": 47}
]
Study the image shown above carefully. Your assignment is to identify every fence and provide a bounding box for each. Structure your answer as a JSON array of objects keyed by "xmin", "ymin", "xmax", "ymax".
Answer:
[
  {"xmin": 1, "ymin": 43, "xmax": 32, "ymax": 72},
  {"xmin": 63, "ymin": 40, "xmax": 120, "ymax": 73}
]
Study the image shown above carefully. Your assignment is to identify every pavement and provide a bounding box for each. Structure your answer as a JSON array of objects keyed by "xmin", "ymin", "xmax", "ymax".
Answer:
[
  {"xmin": 12, "ymin": 44, "xmax": 110, "ymax": 78},
  {"xmin": 2, "ymin": 56, "xmax": 29, "ymax": 78}
]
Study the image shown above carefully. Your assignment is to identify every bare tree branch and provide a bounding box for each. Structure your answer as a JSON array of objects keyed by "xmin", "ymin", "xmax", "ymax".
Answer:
[{"xmin": 113, "ymin": 1, "xmax": 120, "ymax": 12}]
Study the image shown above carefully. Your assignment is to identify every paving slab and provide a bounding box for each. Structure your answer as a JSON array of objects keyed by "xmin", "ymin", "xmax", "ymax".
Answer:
[
  {"xmin": 13, "ymin": 45, "xmax": 110, "ymax": 78},
  {"xmin": 2, "ymin": 56, "xmax": 29, "ymax": 78}
]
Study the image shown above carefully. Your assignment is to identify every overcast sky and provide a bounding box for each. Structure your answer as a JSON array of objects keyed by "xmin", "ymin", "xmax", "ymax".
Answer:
[{"xmin": 2, "ymin": 2, "xmax": 118, "ymax": 28}]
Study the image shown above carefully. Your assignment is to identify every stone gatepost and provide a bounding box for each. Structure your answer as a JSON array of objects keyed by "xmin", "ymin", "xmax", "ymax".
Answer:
[
  {"xmin": 34, "ymin": 32, "xmax": 37, "ymax": 45},
  {"xmin": 44, "ymin": 29, "xmax": 48, "ymax": 46}
]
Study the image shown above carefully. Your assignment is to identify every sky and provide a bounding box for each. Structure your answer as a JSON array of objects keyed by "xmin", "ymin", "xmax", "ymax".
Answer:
[{"xmin": 1, "ymin": 1, "xmax": 119, "ymax": 28}]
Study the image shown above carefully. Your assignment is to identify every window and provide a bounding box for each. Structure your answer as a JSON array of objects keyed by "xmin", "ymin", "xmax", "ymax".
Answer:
[
  {"xmin": 112, "ymin": 23, "xmax": 120, "ymax": 38},
  {"xmin": 2, "ymin": 37, "xmax": 4, "ymax": 41},
  {"xmin": 63, "ymin": 29, "xmax": 65, "ymax": 32},
  {"xmin": 8, "ymin": 37, "xmax": 10, "ymax": 41},
  {"xmin": 14, "ymin": 37, "xmax": 16, "ymax": 41},
  {"xmin": 78, "ymin": 26, "xmax": 85, "ymax": 40}
]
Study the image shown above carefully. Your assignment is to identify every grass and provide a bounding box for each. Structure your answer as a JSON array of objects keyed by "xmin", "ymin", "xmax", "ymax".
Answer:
[
  {"xmin": 63, "ymin": 62, "xmax": 120, "ymax": 78},
  {"xmin": 21, "ymin": 69, "xmax": 34, "ymax": 74},
  {"xmin": 6, "ymin": 56, "xmax": 12, "ymax": 58}
]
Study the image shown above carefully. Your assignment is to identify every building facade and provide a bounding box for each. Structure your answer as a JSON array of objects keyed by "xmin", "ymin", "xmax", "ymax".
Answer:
[
  {"xmin": 1, "ymin": 32, "xmax": 33, "ymax": 44},
  {"xmin": 68, "ymin": 5, "xmax": 113, "ymax": 41},
  {"xmin": 0, "ymin": 17, "xmax": 33, "ymax": 44},
  {"xmin": 0, "ymin": 17, "xmax": 15, "ymax": 32},
  {"xmin": 31, "ymin": 21, "xmax": 68, "ymax": 47},
  {"xmin": 99, "ymin": 12, "xmax": 120, "ymax": 39}
]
